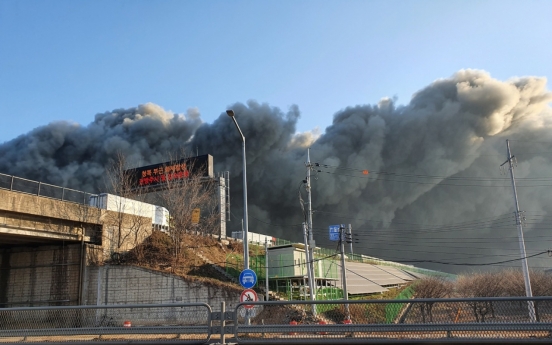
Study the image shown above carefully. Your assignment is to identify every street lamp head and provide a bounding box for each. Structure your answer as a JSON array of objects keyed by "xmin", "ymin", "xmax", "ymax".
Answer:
[{"xmin": 226, "ymin": 110, "xmax": 235, "ymax": 117}]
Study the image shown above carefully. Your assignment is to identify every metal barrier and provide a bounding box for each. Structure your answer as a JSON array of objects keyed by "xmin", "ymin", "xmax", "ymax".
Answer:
[
  {"xmin": 0, "ymin": 173, "xmax": 96, "ymax": 205},
  {"xmin": 0, "ymin": 303, "xmax": 212, "ymax": 344},
  {"xmin": 2, "ymin": 298, "xmax": 552, "ymax": 344},
  {"xmin": 233, "ymin": 297, "xmax": 552, "ymax": 343}
]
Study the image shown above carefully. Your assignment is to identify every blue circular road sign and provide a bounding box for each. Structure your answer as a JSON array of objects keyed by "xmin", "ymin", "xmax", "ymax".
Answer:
[{"xmin": 239, "ymin": 269, "xmax": 257, "ymax": 289}]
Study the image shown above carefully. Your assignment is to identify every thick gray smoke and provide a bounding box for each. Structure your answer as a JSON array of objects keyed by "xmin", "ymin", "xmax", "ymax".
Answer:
[
  {"xmin": 2, "ymin": 70, "xmax": 552, "ymax": 273},
  {"xmin": 0, "ymin": 104, "xmax": 203, "ymax": 190}
]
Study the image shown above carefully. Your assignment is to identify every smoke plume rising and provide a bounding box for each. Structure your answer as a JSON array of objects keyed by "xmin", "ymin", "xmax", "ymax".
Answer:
[{"xmin": 1, "ymin": 69, "xmax": 552, "ymax": 273}]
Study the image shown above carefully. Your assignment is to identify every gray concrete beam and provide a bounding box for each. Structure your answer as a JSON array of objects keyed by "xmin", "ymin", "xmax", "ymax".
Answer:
[{"xmin": 0, "ymin": 224, "xmax": 84, "ymax": 243}]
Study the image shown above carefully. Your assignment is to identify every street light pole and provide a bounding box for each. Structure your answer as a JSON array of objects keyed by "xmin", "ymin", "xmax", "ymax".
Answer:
[{"xmin": 226, "ymin": 110, "xmax": 249, "ymax": 270}]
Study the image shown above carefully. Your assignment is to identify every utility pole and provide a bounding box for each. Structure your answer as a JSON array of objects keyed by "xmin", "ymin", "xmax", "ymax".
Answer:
[
  {"xmin": 302, "ymin": 222, "xmax": 315, "ymax": 300},
  {"xmin": 501, "ymin": 139, "xmax": 536, "ymax": 321},
  {"xmin": 303, "ymin": 222, "xmax": 316, "ymax": 314},
  {"xmin": 305, "ymin": 148, "xmax": 317, "ymax": 305},
  {"xmin": 265, "ymin": 238, "xmax": 269, "ymax": 302},
  {"xmin": 347, "ymin": 224, "xmax": 353, "ymax": 256},
  {"xmin": 340, "ymin": 225, "xmax": 350, "ymax": 320}
]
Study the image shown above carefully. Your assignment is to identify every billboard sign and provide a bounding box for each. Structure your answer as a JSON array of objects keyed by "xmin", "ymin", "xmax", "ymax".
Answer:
[{"xmin": 124, "ymin": 154, "xmax": 213, "ymax": 192}]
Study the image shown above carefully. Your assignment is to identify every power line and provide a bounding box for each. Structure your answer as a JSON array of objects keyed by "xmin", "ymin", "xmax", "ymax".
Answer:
[
  {"xmin": 344, "ymin": 245, "xmax": 536, "ymax": 258},
  {"xmin": 312, "ymin": 161, "xmax": 552, "ymax": 189},
  {"xmin": 313, "ymin": 210, "xmax": 513, "ymax": 229},
  {"xmin": 361, "ymin": 251, "xmax": 549, "ymax": 267},
  {"xmin": 313, "ymin": 222, "xmax": 516, "ymax": 234},
  {"xmin": 409, "ymin": 251, "xmax": 548, "ymax": 266},
  {"xmin": 249, "ymin": 215, "xmax": 302, "ymax": 228},
  {"xmin": 226, "ymin": 252, "xmax": 339, "ymax": 270},
  {"xmin": 315, "ymin": 162, "xmax": 552, "ymax": 182}
]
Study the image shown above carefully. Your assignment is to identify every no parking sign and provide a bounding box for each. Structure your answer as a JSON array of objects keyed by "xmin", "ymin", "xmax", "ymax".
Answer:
[{"xmin": 240, "ymin": 288, "xmax": 258, "ymax": 309}]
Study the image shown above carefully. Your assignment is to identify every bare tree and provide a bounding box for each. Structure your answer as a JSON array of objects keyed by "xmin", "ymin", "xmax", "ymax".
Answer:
[
  {"xmin": 98, "ymin": 151, "xmax": 222, "ymax": 268},
  {"xmin": 502, "ymin": 269, "xmax": 552, "ymax": 297},
  {"xmin": 456, "ymin": 272, "xmax": 506, "ymax": 322},
  {"xmin": 502, "ymin": 269, "xmax": 552, "ymax": 321},
  {"xmin": 501, "ymin": 269, "xmax": 525, "ymax": 297},
  {"xmin": 529, "ymin": 270, "xmax": 552, "ymax": 296},
  {"xmin": 152, "ymin": 152, "xmax": 220, "ymax": 263},
  {"xmin": 103, "ymin": 152, "xmax": 153, "ymax": 261},
  {"xmin": 414, "ymin": 276, "xmax": 453, "ymax": 322}
]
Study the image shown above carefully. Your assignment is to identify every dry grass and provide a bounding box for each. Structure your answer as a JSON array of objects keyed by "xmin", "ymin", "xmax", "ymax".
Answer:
[{"xmin": 122, "ymin": 230, "xmax": 244, "ymax": 292}]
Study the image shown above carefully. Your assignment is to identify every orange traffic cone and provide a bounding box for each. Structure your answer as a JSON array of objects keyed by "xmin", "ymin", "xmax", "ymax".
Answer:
[
  {"xmin": 343, "ymin": 318, "xmax": 352, "ymax": 337},
  {"xmin": 289, "ymin": 320, "xmax": 297, "ymax": 335},
  {"xmin": 318, "ymin": 320, "xmax": 327, "ymax": 335}
]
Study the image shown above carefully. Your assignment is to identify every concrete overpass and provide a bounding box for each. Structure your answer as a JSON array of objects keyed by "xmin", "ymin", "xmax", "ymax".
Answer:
[
  {"xmin": 0, "ymin": 173, "xmax": 151, "ymax": 307},
  {"xmin": 0, "ymin": 173, "xmax": 102, "ymax": 247},
  {"xmin": 0, "ymin": 193, "xmax": 102, "ymax": 247}
]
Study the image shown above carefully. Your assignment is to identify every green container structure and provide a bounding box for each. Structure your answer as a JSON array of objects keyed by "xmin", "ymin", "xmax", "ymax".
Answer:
[
  {"xmin": 226, "ymin": 243, "xmax": 340, "ymax": 300},
  {"xmin": 224, "ymin": 234, "xmax": 447, "ymax": 303}
]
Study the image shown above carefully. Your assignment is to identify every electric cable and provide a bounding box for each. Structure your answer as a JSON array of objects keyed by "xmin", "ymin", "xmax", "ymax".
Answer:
[
  {"xmin": 359, "ymin": 251, "xmax": 548, "ymax": 267},
  {"xmin": 249, "ymin": 215, "xmax": 303, "ymax": 228}
]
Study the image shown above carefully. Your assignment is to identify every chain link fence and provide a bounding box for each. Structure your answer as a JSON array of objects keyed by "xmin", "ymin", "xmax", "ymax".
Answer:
[
  {"xmin": 0, "ymin": 303, "xmax": 211, "ymax": 344},
  {"xmin": 2, "ymin": 297, "xmax": 552, "ymax": 344},
  {"xmin": 234, "ymin": 297, "xmax": 552, "ymax": 343}
]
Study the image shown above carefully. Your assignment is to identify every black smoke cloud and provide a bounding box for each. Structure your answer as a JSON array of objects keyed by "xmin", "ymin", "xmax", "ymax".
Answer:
[{"xmin": 1, "ymin": 70, "xmax": 552, "ymax": 273}]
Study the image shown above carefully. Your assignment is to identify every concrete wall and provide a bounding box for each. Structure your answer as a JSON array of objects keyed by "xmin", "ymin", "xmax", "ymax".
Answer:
[
  {"xmin": 0, "ymin": 244, "xmax": 82, "ymax": 307},
  {"xmin": 0, "ymin": 189, "xmax": 102, "ymax": 225},
  {"xmin": 1, "ymin": 245, "xmax": 242, "ymax": 313},
  {"xmin": 1, "ymin": 247, "xmax": 242, "ymax": 312},
  {"xmin": 85, "ymin": 265, "xmax": 241, "ymax": 312}
]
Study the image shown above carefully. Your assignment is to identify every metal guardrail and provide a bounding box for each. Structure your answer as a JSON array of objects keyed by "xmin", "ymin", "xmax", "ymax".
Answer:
[
  {"xmin": 1, "ymin": 298, "xmax": 552, "ymax": 344},
  {"xmin": 0, "ymin": 172, "xmax": 96, "ymax": 205},
  {"xmin": 233, "ymin": 297, "xmax": 552, "ymax": 343},
  {"xmin": 0, "ymin": 303, "xmax": 212, "ymax": 344}
]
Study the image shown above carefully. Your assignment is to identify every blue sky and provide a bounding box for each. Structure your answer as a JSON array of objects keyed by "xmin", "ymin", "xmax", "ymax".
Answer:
[{"xmin": 1, "ymin": 0, "xmax": 551, "ymax": 143}]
